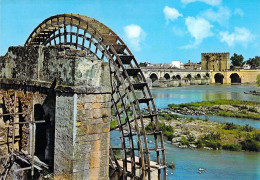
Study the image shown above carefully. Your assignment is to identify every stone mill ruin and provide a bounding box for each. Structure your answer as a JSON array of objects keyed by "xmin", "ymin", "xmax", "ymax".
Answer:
[{"xmin": 0, "ymin": 14, "xmax": 166, "ymax": 179}]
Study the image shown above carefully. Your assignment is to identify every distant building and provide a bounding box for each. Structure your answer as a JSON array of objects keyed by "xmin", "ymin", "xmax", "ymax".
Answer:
[
  {"xmin": 139, "ymin": 62, "xmax": 151, "ymax": 67},
  {"xmin": 242, "ymin": 63, "xmax": 251, "ymax": 70},
  {"xmin": 184, "ymin": 60, "xmax": 201, "ymax": 70},
  {"xmin": 171, "ymin": 61, "xmax": 184, "ymax": 69},
  {"xmin": 201, "ymin": 52, "xmax": 230, "ymax": 71}
]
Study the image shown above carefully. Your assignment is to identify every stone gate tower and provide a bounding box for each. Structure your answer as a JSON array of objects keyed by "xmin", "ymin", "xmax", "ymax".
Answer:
[{"xmin": 201, "ymin": 52, "xmax": 230, "ymax": 71}]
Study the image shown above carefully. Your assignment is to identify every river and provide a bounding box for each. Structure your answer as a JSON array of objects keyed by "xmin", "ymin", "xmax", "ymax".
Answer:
[
  {"xmin": 134, "ymin": 84, "xmax": 260, "ymax": 179},
  {"xmin": 150, "ymin": 84, "xmax": 260, "ymax": 109}
]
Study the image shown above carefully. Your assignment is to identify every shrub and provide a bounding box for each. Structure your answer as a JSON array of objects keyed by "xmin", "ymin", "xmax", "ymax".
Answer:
[
  {"xmin": 146, "ymin": 122, "xmax": 174, "ymax": 141},
  {"xmin": 222, "ymin": 144, "xmax": 242, "ymax": 151},
  {"xmin": 113, "ymin": 149, "xmax": 122, "ymax": 159},
  {"xmin": 242, "ymin": 124, "xmax": 254, "ymax": 132},
  {"xmin": 159, "ymin": 113, "xmax": 180, "ymax": 120},
  {"xmin": 195, "ymin": 140, "xmax": 204, "ymax": 148},
  {"xmin": 180, "ymin": 137, "xmax": 189, "ymax": 146},
  {"xmin": 159, "ymin": 123, "xmax": 174, "ymax": 132},
  {"xmin": 240, "ymin": 139, "xmax": 260, "ymax": 152},
  {"xmin": 257, "ymin": 74, "xmax": 260, "ymax": 86},
  {"xmin": 110, "ymin": 120, "xmax": 118, "ymax": 129},
  {"xmin": 145, "ymin": 123, "xmax": 153, "ymax": 131},
  {"xmin": 187, "ymin": 134, "xmax": 195, "ymax": 142},
  {"xmin": 203, "ymin": 132, "xmax": 221, "ymax": 141},
  {"xmin": 204, "ymin": 140, "xmax": 221, "ymax": 150},
  {"xmin": 223, "ymin": 122, "xmax": 237, "ymax": 130},
  {"xmin": 163, "ymin": 131, "xmax": 174, "ymax": 141}
]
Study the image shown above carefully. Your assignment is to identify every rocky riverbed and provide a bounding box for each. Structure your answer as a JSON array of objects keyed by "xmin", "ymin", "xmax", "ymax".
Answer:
[
  {"xmin": 167, "ymin": 101, "xmax": 260, "ymax": 120},
  {"xmin": 164, "ymin": 118, "xmax": 220, "ymax": 149}
]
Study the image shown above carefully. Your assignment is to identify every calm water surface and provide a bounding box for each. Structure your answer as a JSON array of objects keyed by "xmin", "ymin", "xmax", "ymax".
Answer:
[
  {"xmin": 134, "ymin": 84, "xmax": 260, "ymax": 179},
  {"xmin": 150, "ymin": 84, "xmax": 260, "ymax": 109}
]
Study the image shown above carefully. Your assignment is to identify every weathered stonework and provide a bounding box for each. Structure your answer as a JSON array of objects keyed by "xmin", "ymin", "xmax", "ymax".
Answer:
[
  {"xmin": 0, "ymin": 45, "xmax": 111, "ymax": 179},
  {"xmin": 201, "ymin": 52, "xmax": 230, "ymax": 71}
]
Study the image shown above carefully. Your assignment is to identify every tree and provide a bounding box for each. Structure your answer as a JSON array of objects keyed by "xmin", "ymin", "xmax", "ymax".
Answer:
[
  {"xmin": 246, "ymin": 56, "xmax": 260, "ymax": 69},
  {"xmin": 230, "ymin": 53, "xmax": 244, "ymax": 67},
  {"xmin": 257, "ymin": 74, "xmax": 260, "ymax": 87}
]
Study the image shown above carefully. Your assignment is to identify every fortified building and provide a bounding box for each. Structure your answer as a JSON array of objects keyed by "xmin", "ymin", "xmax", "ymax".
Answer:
[{"xmin": 201, "ymin": 52, "xmax": 230, "ymax": 71}]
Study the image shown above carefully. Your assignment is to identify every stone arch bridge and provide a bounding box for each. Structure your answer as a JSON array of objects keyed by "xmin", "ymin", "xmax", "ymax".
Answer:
[
  {"xmin": 211, "ymin": 70, "xmax": 260, "ymax": 84},
  {"xmin": 142, "ymin": 68, "xmax": 210, "ymax": 80},
  {"xmin": 141, "ymin": 68, "xmax": 211, "ymax": 87},
  {"xmin": 141, "ymin": 68, "xmax": 260, "ymax": 86}
]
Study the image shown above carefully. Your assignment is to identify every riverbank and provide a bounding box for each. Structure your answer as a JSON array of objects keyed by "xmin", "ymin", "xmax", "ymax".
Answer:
[
  {"xmin": 168, "ymin": 100, "xmax": 260, "ymax": 120},
  {"xmin": 145, "ymin": 114, "xmax": 260, "ymax": 152},
  {"xmin": 244, "ymin": 90, "xmax": 260, "ymax": 96}
]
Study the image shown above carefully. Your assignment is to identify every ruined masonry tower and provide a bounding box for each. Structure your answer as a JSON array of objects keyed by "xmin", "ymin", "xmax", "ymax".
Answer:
[{"xmin": 0, "ymin": 14, "xmax": 166, "ymax": 179}]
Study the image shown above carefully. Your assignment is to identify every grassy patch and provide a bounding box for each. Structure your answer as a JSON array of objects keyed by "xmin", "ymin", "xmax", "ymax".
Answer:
[
  {"xmin": 146, "ymin": 122, "xmax": 174, "ymax": 141},
  {"xmin": 168, "ymin": 100, "xmax": 260, "ymax": 120},
  {"xmin": 110, "ymin": 120, "xmax": 118, "ymax": 129},
  {"xmin": 159, "ymin": 113, "xmax": 180, "ymax": 121},
  {"xmin": 217, "ymin": 111, "xmax": 260, "ymax": 120},
  {"xmin": 169, "ymin": 100, "xmax": 260, "ymax": 108}
]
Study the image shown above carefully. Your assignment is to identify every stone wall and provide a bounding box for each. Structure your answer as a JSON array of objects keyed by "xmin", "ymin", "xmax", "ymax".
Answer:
[
  {"xmin": 201, "ymin": 52, "xmax": 230, "ymax": 71},
  {"xmin": 0, "ymin": 45, "xmax": 112, "ymax": 179}
]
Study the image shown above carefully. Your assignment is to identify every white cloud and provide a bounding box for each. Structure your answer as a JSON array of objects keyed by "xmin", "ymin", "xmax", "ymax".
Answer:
[
  {"xmin": 234, "ymin": 8, "xmax": 244, "ymax": 16},
  {"xmin": 219, "ymin": 27, "xmax": 254, "ymax": 47},
  {"xmin": 124, "ymin": 24, "xmax": 146, "ymax": 51},
  {"xmin": 183, "ymin": 16, "xmax": 213, "ymax": 48},
  {"xmin": 201, "ymin": 6, "xmax": 231, "ymax": 26},
  {"xmin": 181, "ymin": 0, "xmax": 222, "ymax": 6},
  {"xmin": 163, "ymin": 6, "xmax": 183, "ymax": 24}
]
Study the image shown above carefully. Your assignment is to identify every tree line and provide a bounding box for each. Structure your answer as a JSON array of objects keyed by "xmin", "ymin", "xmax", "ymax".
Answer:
[{"xmin": 230, "ymin": 53, "xmax": 260, "ymax": 69}]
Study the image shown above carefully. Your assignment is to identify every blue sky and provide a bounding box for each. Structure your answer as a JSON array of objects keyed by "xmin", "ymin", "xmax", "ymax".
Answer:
[{"xmin": 0, "ymin": 0, "xmax": 259, "ymax": 64}]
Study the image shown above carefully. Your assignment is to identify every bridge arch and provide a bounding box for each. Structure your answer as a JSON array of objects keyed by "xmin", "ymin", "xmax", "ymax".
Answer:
[
  {"xmin": 172, "ymin": 75, "xmax": 177, "ymax": 80},
  {"xmin": 164, "ymin": 73, "xmax": 170, "ymax": 80},
  {"xmin": 196, "ymin": 74, "xmax": 201, "ymax": 79},
  {"xmin": 150, "ymin": 73, "xmax": 159, "ymax": 82},
  {"xmin": 25, "ymin": 14, "xmax": 166, "ymax": 179},
  {"xmin": 230, "ymin": 73, "xmax": 241, "ymax": 84},
  {"xmin": 214, "ymin": 73, "xmax": 224, "ymax": 84},
  {"xmin": 176, "ymin": 74, "xmax": 181, "ymax": 80},
  {"xmin": 187, "ymin": 74, "xmax": 192, "ymax": 79},
  {"xmin": 206, "ymin": 73, "xmax": 210, "ymax": 77}
]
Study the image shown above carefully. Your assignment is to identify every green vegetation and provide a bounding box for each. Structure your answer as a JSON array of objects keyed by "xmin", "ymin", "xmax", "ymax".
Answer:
[
  {"xmin": 180, "ymin": 137, "xmax": 189, "ymax": 146},
  {"xmin": 257, "ymin": 74, "xmax": 260, "ymax": 87},
  {"xmin": 145, "ymin": 122, "xmax": 174, "ymax": 141},
  {"xmin": 113, "ymin": 149, "xmax": 122, "ymax": 159},
  {"xmin": 241, "ymin": 139, "xmax": 260, "ymax": 151},
  {"xmin": 169, "ymin": 99, "xmax": 260, "ymax": 108},
  {"xmin": 222, "ymin": 144, "xmax": 242, "ymax": 151},
  {"xmin": 153, "ymin": 113, "xmax": 260, "ymax": 152},
  {"xmin": 159, "ymin": 113, "xmax": 180, "ymax": 121},
  {"xmin": 246, "ymin": 56, "xmax": 260, "ymax": 69},
  {"xmin": 198, "ymin": 123, "xmax": 260, "ymax": 151},
  {"xmin": 230, "ymin": 53, "xmax": 244, "ymax": 67},
  {"xmin": 200, "ymin": 132, "xmax": 222, "ymax": 150},
  {"xmin": 110, "ymin": 120, "xmax": 118, "ymax": 129},
  {"xmin": 168, "ymin": 100, "xmax": 260, "ymax": 120},
  {"xmin": 217, "ymin": 110, "xmax": 260, "ymax": 120}
]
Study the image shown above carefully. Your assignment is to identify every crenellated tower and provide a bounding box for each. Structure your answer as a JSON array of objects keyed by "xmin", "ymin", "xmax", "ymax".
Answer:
[{"xmin": 201, "ymin": 52, "xmax": 230, "ymax": 71}]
